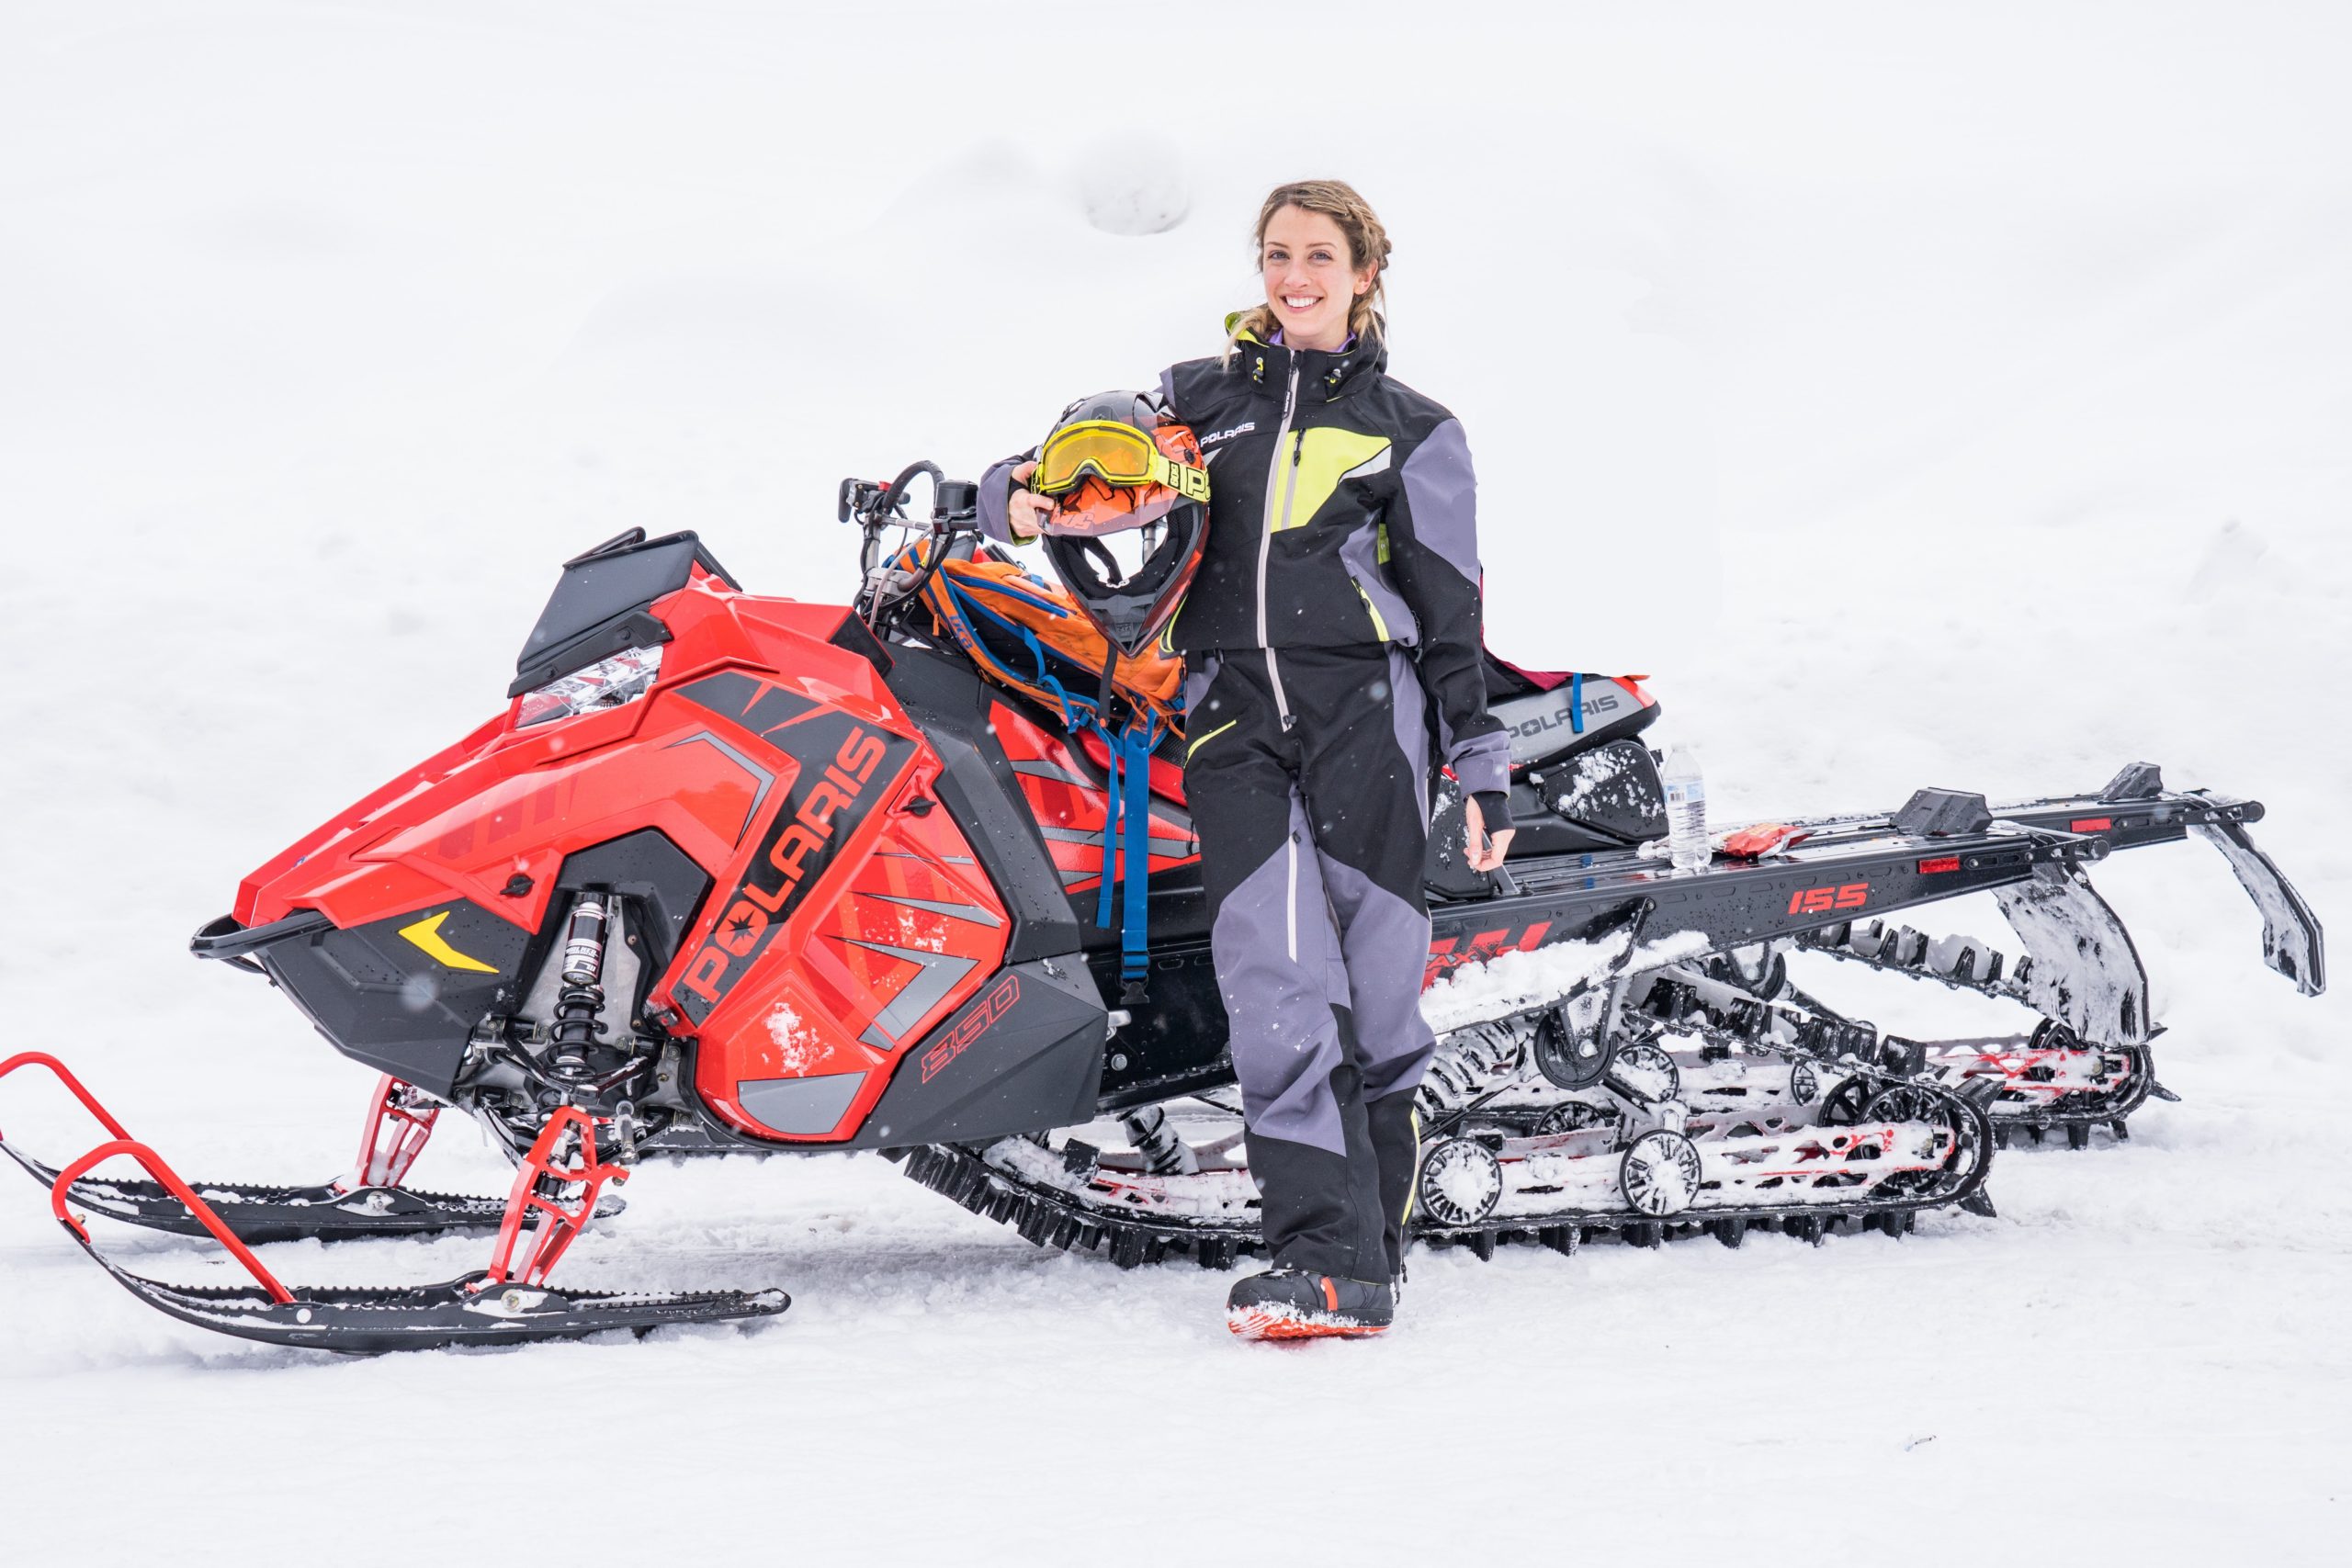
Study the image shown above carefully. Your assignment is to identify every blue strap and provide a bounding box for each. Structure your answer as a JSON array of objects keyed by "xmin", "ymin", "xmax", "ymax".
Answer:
[
  {"xmin": 944, "ymin": 578, "xmax": 1098, "ymax": 731},
  {"xmin": 1119, "ymin": 726, "xmax": 1152, "ymax": 988},
  {"xmin": 1569, "ymin": 671, "xmax": 1585, "ymax": 735}
]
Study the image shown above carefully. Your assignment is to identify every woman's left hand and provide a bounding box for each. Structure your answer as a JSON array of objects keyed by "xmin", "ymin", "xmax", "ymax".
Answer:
[{"xmin": 1463, "ymin": 796, "xmax": 1515, "ymax": 874}]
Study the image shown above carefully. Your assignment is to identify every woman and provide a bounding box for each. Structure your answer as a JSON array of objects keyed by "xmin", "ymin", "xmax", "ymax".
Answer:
[{"xmin": 982, "ymin": 180, "xmax": 1512, "ymax": 1339}]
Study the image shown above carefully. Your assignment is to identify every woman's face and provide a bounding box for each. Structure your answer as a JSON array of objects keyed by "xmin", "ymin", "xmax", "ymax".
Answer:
[{"xmin": 1260, "ymin": 205, "xmax": 1374, "ymax": 353}]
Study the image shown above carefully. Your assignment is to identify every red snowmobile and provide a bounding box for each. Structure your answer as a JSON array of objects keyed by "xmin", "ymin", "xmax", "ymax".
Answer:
[{"xmin": 1, "ymin": 466, "xmax": 2324, "ymax": 1351}]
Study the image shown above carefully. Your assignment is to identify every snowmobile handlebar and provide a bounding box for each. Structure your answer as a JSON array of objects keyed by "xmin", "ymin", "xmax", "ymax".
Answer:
[
  {"xmin": 838, "ymin": 461, "xmax": 979, "ymax": 534},
  {"xmin": 842, "ymin": 460, "xmax": 981, "ymax": 626}
]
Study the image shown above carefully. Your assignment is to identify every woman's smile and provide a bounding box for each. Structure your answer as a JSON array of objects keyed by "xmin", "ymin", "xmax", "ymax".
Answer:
[{"xmin": 1260, "ymin": 204, "xmax": 1374, "ymax": 353}]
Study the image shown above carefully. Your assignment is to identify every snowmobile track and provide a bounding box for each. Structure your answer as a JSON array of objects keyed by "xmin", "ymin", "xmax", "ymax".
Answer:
[{"xmin": 895, "ymin": 1139, "xmax": 1946, "ymax": 1270}]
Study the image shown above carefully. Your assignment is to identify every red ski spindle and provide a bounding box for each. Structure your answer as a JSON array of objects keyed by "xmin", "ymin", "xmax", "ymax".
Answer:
[
  {"xmin": 0, "ymin": 1051, "xmax": 138, "ymax": 1145},
  {"xmin": 478, "ymin": 1107, "xmax": 629, "ymax": 1290},
  {"xmin": 49, "ymin": 1139, "xmax": 296, "ymax": 1304},
  {"xmin": 344, "ymin": 1074, "xmax": 441, "ymax": 1191}
]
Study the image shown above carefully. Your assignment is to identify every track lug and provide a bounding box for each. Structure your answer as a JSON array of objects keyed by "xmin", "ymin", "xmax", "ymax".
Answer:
[
  {"xmin": 2150, "ymin": 1081, "xmax": 2182, "ymax": 1103},
  {"xmin": 1627, "ymin": 1222, "xmax": 1662, "ymax": 1249},
  {"xmin": 1468, "ymin": 1230, "xmax": 1497, "ymax": 1261},
  {"xmin": 2111, "ymin": 1119, "xmax": 2131, "ymax": 1141},
  {"xmin": 2027, "ymin": 1125, "xmax": 2045, "ymax": 1145},
  {"xmin": 1959, "ymin": 1188, "xmax": 1997, "ymax": 1219},
  {"xmin": 1541, "ymin": 1224, "xmax": 1579, "ymax": 1256},
  {"xmin": 1711, "ymin": 1217, "xmax": 1746, "ymax": 1249},
  {"xmin": 1993, "ymin": 1124, "xmax": 2012, "ymax": 1150},
  {"xmin": 2066, "ymin": 1123, "xmax": 2091, "ymax": 1150}
]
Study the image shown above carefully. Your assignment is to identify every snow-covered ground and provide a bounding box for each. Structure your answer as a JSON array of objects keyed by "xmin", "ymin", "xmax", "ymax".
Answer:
[{"xmin": 3, "ymin": 3, "xmax": 2347, "ymax": 1562}]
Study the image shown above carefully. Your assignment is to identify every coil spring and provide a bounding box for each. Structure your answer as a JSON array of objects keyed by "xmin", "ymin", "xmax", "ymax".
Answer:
[
  {"xmin": 1119, "ymin": 1106, "xmax": 1199, "ymax": 1176},
  {"xmin": 549, "ymin": 895, "xmax": 610, "ymax": 1077}
]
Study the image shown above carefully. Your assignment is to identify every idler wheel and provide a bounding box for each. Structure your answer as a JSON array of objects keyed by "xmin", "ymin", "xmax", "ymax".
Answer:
[
  {"xmin": 1417, "ymin": 1136, "xmax": 1505, "ymax": 1228},
  {"xmin": 1532, "ymin": 1005, "xmax": 1612, "ymax": 1090},
  {"xmin": 1788, "ymin": 1057, "xmax": 1820, "ymax": 1106},
  {"xmin": 1619, "ymin": 1128, "xmax": 1703, "ymax": 1217},
  {"xmin": 1603, "ymin": 1040, "xmax": 1681, "ymax": 1106},
  {"xmin": 1818, "ymin": 1075, "xmax": 1875, "ymax": 1127},
  {"xmin": 2028, "ymin": 1018, "xmax": 2081, "ymax": 1053},
  {"xmin": 1534, "ymin": 1100, "xmax": 1616, "ymax": 1136},
  {"xmin": 1863, "ymin": 1085, "xmax": 1941, "ymax": 1124}
]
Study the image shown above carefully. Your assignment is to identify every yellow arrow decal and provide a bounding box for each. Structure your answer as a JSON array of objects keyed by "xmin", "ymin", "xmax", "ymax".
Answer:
[{"xmin": 398, "ymin": 910, "xmax": 500, "ymax": 974}]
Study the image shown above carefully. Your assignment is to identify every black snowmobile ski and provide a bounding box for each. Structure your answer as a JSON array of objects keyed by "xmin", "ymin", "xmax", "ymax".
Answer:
[
  {"xmin": 0, "ymin": 1058, "xmax": 608, "ymax": 1244},
  {"xmin": 72, "ymin": 1258, "xmax": 787, "ymax": 1354},
  {"xmin": 1, "ymin": 1143, "xmax": 619, "ymax": 1244},
  {"xmin": 36, "ymin": 1135, "xmax": 782, "ymax": 1354},
  {"xmin": 10, "ymin": 1063, "xmax": 784, "ymax": 1353}
]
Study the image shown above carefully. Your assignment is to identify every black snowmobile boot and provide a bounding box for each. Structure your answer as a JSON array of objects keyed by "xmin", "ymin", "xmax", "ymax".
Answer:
[{"xmin": 1225, "ymin": 1269, "xmax": 1396, "ymax": 1341}]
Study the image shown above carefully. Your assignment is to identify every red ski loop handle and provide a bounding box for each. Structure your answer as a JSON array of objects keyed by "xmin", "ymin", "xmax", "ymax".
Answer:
[
  {"xmin": 0, "ymin": 1051, "xmax": 138, "ymax": 1146},
  {"xmin": 479, "ymin": 1106, "xmax": 630, "ymax": 1291},
  {"xmin": 49, "ymin": 1138, "xmax": 297, "ymax": 1305}
]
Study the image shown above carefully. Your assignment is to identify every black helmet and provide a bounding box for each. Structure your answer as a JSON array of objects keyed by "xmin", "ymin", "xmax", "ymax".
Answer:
[{"xmin": 1031, "ymin": 390, "xmax": 1210, "ymax": 658}]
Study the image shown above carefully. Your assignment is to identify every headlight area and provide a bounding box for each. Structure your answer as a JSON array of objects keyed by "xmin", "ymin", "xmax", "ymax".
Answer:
[{"xmin": 515, "ymin": 645, "xmax": 664, "ymax": 728}]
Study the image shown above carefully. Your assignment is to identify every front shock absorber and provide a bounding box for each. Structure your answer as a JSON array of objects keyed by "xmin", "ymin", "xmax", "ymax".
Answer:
[{"xmin": 548, "ymin": 895, "xmax": 610, "ymax": 1078}]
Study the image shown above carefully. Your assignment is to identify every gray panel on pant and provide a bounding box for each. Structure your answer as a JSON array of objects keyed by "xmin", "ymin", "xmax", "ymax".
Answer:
[
  {"xmin": 1212, "ymin": 793, "xmax": 1352, "ymax": 1157},
  {"xmin": 1319, "ymin": 854, "xmax": 1439, "ymax": 1102}
]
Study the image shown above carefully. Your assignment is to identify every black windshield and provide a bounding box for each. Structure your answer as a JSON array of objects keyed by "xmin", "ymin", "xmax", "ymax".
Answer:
[{"xmin": 511, "ymin": 530, "xmax": 739, "ymax": 696}]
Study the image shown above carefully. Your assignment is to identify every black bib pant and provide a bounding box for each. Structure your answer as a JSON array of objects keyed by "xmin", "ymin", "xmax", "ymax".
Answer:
[{"xmin": 1184, "ymin": 644, "xmax": 1437, "ymax": 1283}]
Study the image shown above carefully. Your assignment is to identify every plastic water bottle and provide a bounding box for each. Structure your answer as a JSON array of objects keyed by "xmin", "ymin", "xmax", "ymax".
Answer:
[{"xmin": 1662, "ymin": 744, "xmax": 1709, "ymax": 874}]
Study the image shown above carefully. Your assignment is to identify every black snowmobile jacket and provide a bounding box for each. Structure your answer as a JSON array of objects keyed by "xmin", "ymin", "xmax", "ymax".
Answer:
[{"xmin": 980, "ymin": 333, "xmax": 1510, "ymax": 803}]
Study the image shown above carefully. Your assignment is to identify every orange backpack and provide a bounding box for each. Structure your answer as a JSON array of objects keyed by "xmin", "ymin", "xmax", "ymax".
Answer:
[{"xmin": 912, "ymin": 548, "xmax": 1185, "ymax": 732}]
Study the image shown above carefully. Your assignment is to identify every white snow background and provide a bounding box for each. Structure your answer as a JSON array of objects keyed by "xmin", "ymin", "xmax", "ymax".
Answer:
[{"xmin": 3, "ymin": 2, "xmax": 2347, "ymax": 1562}]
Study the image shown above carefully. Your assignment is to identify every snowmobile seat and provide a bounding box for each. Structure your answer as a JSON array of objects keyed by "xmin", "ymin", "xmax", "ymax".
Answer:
[
  {"xmin": 1481, "ymin": 659, "xmax": 1660, "ymax": 775},
  {"xmin": 1425, "ymin": 658, "xmax": 1670, "ymax": 897}
]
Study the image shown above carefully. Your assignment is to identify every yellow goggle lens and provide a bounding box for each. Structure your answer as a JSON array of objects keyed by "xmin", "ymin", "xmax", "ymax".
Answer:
[{"xmin": 1035, "ymin": 422, "xmax": 1159, "ymax": 492}]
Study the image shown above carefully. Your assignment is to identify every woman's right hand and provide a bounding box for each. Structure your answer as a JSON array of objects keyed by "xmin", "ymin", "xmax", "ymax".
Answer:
[{"xmin": 1005, "ymin": 461, "xmax": 1053, "ymax": 542}]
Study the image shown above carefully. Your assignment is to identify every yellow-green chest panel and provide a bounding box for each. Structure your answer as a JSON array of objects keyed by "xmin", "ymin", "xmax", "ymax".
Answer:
[{"xmin": 1273, "ymin": 428, "xmax": 1394, "ymax": 532}]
